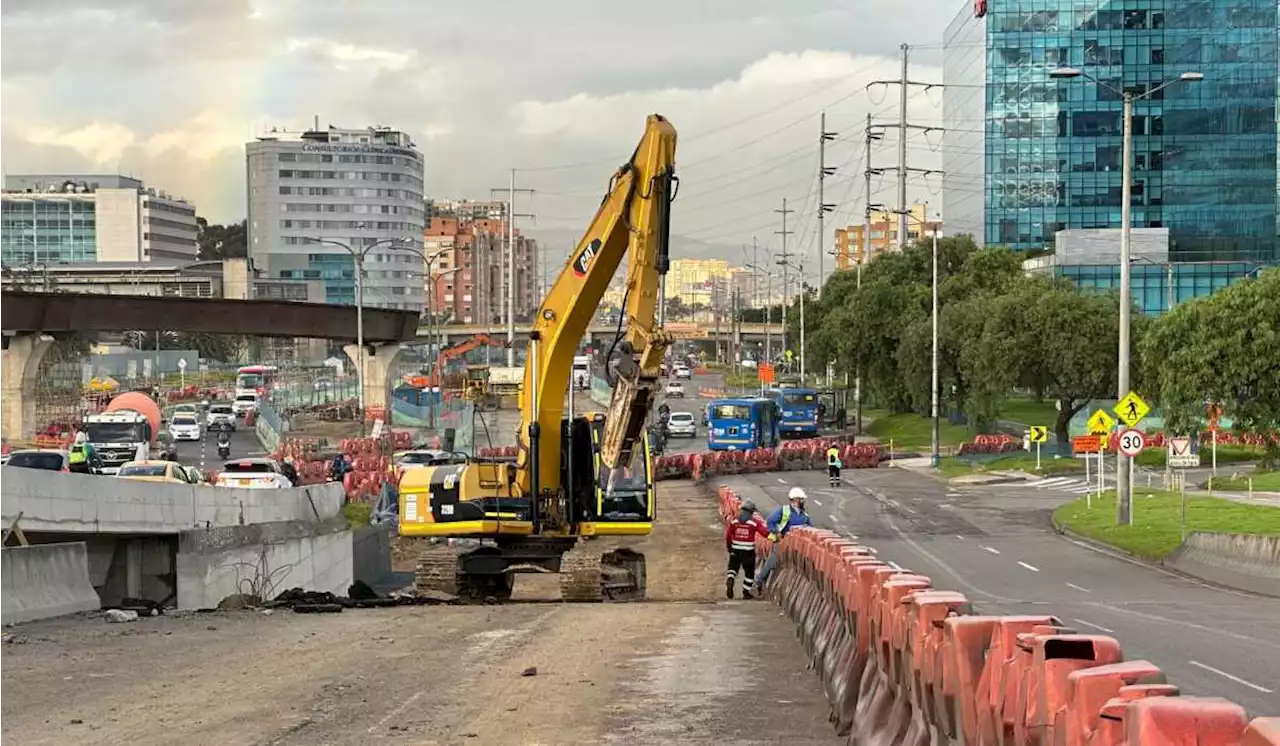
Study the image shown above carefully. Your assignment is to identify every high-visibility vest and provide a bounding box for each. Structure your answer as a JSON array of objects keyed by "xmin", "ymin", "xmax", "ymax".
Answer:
[
  {"xmin": 68, "ymin": 445, "xmax": 87, "ymax": 465},
  {"xmin": 770, "ymin": 504, "xmax": 792, "ymax": 542},
  {"xmin": 827, "ymin": 447, "xmax": 841, "ymax": 466}
]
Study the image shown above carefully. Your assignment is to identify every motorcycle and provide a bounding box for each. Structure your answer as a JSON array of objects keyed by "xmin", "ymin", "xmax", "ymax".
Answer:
[{"xmin": 217, "ymin": 440, "xmax": 231, "ymax": 459}]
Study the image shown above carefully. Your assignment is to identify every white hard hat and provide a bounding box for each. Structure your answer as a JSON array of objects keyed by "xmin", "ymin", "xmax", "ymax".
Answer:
[{"xmin": 788, "ymin": 486, "xmax": 807, "ymax": 501}]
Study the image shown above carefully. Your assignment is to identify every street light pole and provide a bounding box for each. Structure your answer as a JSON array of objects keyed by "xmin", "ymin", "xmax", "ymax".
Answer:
[
  {"xmin": 930, "ymin": 226, "xmax": 940, "ymax": 468},
  {"xmin": 1050, "ymin": 67, "xmax": 1201, "ymax": 526},
  {"xmin": 308, "ymin": 235, "xmax": 411, "ymax": 437}
]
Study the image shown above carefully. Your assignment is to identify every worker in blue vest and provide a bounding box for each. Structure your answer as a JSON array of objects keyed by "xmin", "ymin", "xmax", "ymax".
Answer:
[{"xmin": 755, "ymin": 487, "xmax": 811, "ymax": 593}]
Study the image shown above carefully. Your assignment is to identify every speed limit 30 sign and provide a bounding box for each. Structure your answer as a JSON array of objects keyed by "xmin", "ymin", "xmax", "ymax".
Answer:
[{"xmin": 1117, "ymin": 429, "xmax": 1146, "ymax": 457}]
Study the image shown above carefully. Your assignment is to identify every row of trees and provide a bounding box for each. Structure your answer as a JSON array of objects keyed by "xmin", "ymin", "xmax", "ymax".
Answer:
[
  {"xmin": 796, "ymin": 236, "xmax": 1118, "ymax": 442},
  {"xmin": 789, "ymin": 236, "xmax": 1279, "ymax": 446}
]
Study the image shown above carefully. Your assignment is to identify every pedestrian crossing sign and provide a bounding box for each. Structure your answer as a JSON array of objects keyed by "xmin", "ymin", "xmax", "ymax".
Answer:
[
  {"xmin": 1087, "ymin": 409, "xmax": 1116, "ymax": 435},
  {"xmin": 1113, "ymin": 391, "xmax": 1150, "ymax": 428},
  {"xmin": 1028, "ymin": 426, "xmax": 1048, "ymax": 443}
]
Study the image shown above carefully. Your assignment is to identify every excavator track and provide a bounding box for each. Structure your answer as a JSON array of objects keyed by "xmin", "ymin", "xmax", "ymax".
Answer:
[
  {"xmin": 559, "ymin": 545, "xmax": 647, "ymax": 603},
  {"xmin": 414, "ymin": 542, "xmax": 460, "ymax": 597}
]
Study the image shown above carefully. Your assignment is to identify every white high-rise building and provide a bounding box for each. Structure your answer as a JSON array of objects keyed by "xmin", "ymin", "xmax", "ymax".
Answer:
[{"xmin": 246, "ymin": 124, "xmax": 426, "ymax": 310}]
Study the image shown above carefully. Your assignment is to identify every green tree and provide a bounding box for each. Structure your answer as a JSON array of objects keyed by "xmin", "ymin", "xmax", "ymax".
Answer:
[
  {"xmin": 1140, "ymin": 269, "xmax": 1280, "ymax": 458},
  {"xmin": 196, "ymin": 218, "xmax": 248, "ymax": 260}
]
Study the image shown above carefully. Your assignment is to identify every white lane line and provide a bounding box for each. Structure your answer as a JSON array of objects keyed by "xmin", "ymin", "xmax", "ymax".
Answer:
[
  {"xmin": 1071, "ymin": 618, "xmax": 1115, "ymax": 634},
  {"xmin": 1017, "ymin": 561, "xmax": 1040, "ymax": 572},
  {"xmin": 946, "ymin": 492, "xmax": 961, "ymax": 497},
  {"xmin": 955, "ymin": 535, "xmax": 965, "ymax": 540},
  {"xmin": 811, "ymin": 499, "xmax": 823, "ymax": 507},
  {"xmin": 1188, "ymin": 660, "xmax": 1275, "ymax": 694},
  {"xmin": 777, "ymin": 478, "xmax": 787, "ymax": 484},
  {"xmin": 981, "ymin": 545, "xmax": 1001, "ymax": 555},
  {"xmin": 369, "ymin": 690, "xmax": 426, "ymax": 733},
  {"xmin": 1065, "ymin": 582, "xmax": 1092, "ymax": 593}
]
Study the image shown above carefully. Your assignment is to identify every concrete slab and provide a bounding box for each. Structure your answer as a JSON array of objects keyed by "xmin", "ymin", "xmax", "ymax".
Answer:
[{"xmin": 2, "ymin": 542, "xmax": 101, "ymax": 624}]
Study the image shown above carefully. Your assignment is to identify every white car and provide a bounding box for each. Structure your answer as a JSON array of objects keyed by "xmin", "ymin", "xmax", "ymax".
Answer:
[
  {"xmin": 232, "ymin": 393, "xmax": 259, "ymax": 417},
  {"xmin": 664, "ymin": 381, "xmax": 685, "ymax": 398},
  {"xmin": 206, "ymin": 403, "xmax": 236, "ymax": 430},
  {"xmin": 169, "ymin": 413, "xmax": 202, "ymax": 441},
  {"xmin": 673, "ymin": 366, "xmax": 692, "ymax": 380},
  {"xmin": 667, "ymin": 411, "xmax": 697, "ymax": 438},
  {"xmin": 215, "ymin": 458, "xmax": 292, "ymax": 489}
]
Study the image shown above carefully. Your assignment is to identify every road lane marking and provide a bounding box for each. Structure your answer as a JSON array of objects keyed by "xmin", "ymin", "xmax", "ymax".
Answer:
[
  {"xmin": 1188, "ymin": 660, "xmax": 1274, "ymax": 694},
  {"xmin": 1061, "ymin": 536, "xmax": 1257, "ymax": 599},
  {"xmin": 370, "ymin": 690, "xmax": 425, "ymax": 733},
  {"xmin": 981, "ymin": 546, "xmax": 1001, "ymax": 555},
  {"xmin": 1087, "ymin": 603, "xmax": 1280, "ymax": 652},
  {"xmin": 955, "ymin": 535, "xmax": 964, "ymax": 540},
  {"xmin": 1070, "ymin": 618, "xmax": 1114, "ymax": 634},
  {"xmin": 777, "ymin": 478, "xmax": 787, "ymax": 484},
  {"xmin": 1017, "ymin": 561, "xmax": 1040, "ymax": 572},
  {"xmin": 812, "ymin": 499, "xmax": 823, "ymax": 507},
  {"xmin": 1065, "ymin": 582, "xmax": 1092, "ymax": 593}
]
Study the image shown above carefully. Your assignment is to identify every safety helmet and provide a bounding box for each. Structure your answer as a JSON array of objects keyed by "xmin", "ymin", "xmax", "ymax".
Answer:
[{"xmin": 788, "ymin": 486, "xmax": 807, "ymax": 502}]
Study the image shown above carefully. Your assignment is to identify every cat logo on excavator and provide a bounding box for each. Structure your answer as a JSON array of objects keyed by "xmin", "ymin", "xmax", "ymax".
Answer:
[{"xmin": 572, "ymin": 238, "xmax": 602, "ymax": 277}]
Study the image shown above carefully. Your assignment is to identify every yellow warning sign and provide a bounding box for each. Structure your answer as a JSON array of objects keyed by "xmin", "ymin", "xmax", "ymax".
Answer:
[
  {"xmin": 1087, "ymin": 410, "xmax": 1116, "ymax": 435},
  {"xmin": 1029, "ymin": 426, "xmax": 1048, "ymax": 443},
  {"xmin": 1113, "ymin": 391, "xmax": 1151, "ymax": 428}
]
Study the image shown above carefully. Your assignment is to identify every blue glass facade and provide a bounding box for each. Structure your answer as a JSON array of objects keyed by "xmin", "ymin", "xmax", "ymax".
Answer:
[
  {"xmin": 1055, "ymin": 261, "xmax": 1261, "ymax": 314},
  {"xmin": 944, "ymin": 0, "xmax": 1279, "ymax": 263},
  {"xmin": 0, "ymin": 198, "xmax": 98, "ymax": 265},
  {"xmin": 277, "ymin": 252, "xmax": 356, "ymax": 304}
]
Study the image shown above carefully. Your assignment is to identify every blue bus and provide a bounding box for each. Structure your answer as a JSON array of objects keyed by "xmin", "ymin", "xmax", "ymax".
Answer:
[
  {"xmin": 707, "ymin": 398, "xmax": 779, "ymax": 451},
  {"xmin": 769, "ymin": 386, "xmax": 821, "ymax": 437}
]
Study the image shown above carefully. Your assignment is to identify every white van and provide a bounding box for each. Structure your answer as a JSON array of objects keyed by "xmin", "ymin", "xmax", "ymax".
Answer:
[{"xmin": 232, "ymin": 392, "xmax": 260, "ymax": 417}]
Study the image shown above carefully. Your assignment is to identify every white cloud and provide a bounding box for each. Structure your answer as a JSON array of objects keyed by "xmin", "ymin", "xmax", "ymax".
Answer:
[
  {"xmin": 283, "ymin": 37, "xmax": 417, "ymax": 73},
  {"xmin": 24, "ymin": 121, "xmax": 137, "ymax": 164},
  {"xmin": 144, "ymin": 110, "xmax": 246, "ymax": 161}
]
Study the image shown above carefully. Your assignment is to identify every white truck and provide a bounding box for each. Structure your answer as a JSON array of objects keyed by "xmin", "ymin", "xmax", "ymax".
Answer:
[
  {"xmin": 572, "ymin": 355, "xmax": 592, "ymax": 391},
  {"xmin": 82, "ymin": 410, "xmax": 153, "ymax": 475}
]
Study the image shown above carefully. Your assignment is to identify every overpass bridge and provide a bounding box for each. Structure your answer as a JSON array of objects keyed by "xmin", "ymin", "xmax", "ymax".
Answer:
[
  {"xmin": 423, "ymin": 321, "xmax": 785, "ymax": 346},
  {"xmin": 1, "ymin": 291, "xmax": 419, "ymax": 440}
]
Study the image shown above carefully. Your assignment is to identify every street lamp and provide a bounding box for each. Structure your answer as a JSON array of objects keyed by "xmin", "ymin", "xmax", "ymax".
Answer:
[
  {"xmin": 745, "ymin": 262, "xmax": 773, "ymax": 364},
  {"xmin": 306, "ymin": 235, "xmax": 412, "ymax": 436},
  {"xmin": 1050, "ymin": 66, "xmax": 1202, "ymax": 526},
  {"xmin": 778, "ymin": 258, "xmax": 808, "ymax": 386}
]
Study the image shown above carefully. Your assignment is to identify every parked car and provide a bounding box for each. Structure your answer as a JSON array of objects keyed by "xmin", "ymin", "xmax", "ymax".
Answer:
[
  {"xmin": 667, "ymin": 411, "xmax": 697, "ymax": 438},
  {"xmin": 664, "ymin": 381, "xmax": 685, "ymax": 398},
  {"xmin": 169, "ymin": 413, "xmax": 201, "ymax": 442},
  {"xmin": 216, "ymin": 458, "xmax": 291, "ymax": 489},
  {"xmin": 206, "ymin": 402, "xmax": 236, "ymax": 431},
  {"xmin": 4, "ymin": 449, "xmax": 69, "ymax": 472}
]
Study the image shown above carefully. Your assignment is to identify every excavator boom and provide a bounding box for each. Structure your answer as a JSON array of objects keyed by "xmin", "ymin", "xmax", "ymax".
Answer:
[{"xmin": 515, "ymin": 114, "xmax": 677, "ymax": 498}]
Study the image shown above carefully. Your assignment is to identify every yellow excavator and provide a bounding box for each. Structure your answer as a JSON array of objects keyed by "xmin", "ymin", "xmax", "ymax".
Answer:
[{"xmin": 398, "ymin": 114, "xmax": 678, "ymax": 602}]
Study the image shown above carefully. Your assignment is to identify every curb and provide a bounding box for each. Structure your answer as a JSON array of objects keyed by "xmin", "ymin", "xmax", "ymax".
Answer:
[{"xmin": 1049, "ymin": 514, "xmax": 1280, "ymax": 599}]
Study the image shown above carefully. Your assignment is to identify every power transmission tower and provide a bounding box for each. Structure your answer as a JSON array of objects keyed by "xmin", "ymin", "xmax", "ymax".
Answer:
[
  {"xmin": 774, "ymin": 198, "xmax": 794, "ymax": 365},
  {"xmin": 867, "ymin": 43, "xmax": 943, "ymax": 250},
  {"xmin": 856, "ymin": 112, "xmax": 886, "ymax": 435},
  {"xmin": 817, "ymin": 112, "xmax": 838, "ymax": 291},
  {"xmin": 490, "ymin": 171, "xmax": 535, "ymax": 365}
]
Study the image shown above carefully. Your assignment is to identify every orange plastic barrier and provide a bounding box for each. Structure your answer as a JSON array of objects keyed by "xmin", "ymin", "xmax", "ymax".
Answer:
[{"xmin": 713, "ymin": 483, "xmax": 1276, "ymax": 745}]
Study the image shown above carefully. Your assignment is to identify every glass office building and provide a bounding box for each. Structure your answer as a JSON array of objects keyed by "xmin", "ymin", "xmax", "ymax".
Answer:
[{"xmin": 942, "ymin": 0, "xmax": 1278, "ymax": 310}]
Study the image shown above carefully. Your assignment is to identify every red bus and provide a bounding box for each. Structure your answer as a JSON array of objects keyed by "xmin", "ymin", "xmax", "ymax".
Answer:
[{"xmin": 235, "ymin": 365, "xmax": 279, "ymax": 396}]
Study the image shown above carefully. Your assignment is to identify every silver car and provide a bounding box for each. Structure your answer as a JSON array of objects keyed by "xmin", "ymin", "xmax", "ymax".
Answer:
[{"xmin": 667, "ymin": 412, "xmax": 697, "ymax": 438}]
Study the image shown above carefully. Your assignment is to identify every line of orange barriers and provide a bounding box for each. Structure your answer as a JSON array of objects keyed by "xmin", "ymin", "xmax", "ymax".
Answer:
[{"xmin": 716, "ymin": 485, "xmax": 1278, "ymax": 745}]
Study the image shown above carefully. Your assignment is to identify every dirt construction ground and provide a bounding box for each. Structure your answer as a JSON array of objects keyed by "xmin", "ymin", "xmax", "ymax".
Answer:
[{"xmin": 2, "ymin": 482, "xmax": 842, "ymax": 746}]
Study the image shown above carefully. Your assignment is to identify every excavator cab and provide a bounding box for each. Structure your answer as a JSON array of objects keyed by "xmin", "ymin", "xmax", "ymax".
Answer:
[{"xmin": 560, "ymin": 413, "xmax": 654, "ymax": 535}]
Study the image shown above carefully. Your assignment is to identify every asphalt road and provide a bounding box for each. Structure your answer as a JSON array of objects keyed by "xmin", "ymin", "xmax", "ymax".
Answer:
[
  {"xmin": 725, "ymin": 467, "xmax": 1280, "ymax": 715},
  {"xmin": 171, "ymin": 422, "xmax": 265, "ymax": 473}
]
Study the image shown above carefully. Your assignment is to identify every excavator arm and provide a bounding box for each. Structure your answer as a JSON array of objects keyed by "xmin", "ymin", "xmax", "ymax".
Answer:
[{"xmin": 514, "ymin": 114, "xmax": 677, "ymax": 499}]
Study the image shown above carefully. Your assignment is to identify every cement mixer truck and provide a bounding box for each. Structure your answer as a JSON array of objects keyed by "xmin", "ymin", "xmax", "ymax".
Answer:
[{"xmin": 81, "ymin": 392, "xmax": 164, "ymax": 474}]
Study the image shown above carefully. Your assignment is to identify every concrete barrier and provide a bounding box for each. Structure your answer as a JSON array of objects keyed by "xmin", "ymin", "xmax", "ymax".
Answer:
[
  {"xmin": 2, "ymin": 542, "xmax": 101, "ymax": 624},
  {"xmin": 174, "ymin": 518, "xmax": 353, "ymax": 609},
  {"xmin": 1, "ymin": 469, "xmax": 345, "ymax": 534},
  {"xmin": 1166, "ymin": 532, "xmax": 1280, "ymax": 597},
  {"xmin": 352, "ymin": 524, "xmax": 393, "ymax": 587}
]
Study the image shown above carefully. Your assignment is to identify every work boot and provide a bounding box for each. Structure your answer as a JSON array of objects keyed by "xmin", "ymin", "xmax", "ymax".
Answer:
[{"xmin": 725, "ymin": 578, "xmax": 734, "ymax": 600}]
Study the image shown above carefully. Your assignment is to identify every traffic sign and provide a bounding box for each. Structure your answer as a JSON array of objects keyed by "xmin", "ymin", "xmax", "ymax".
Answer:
[
  {"xmin": 1114, "ymin": 391, "xmax": 1150, "ymax": 428},
  {"xmin": 1168, "ymin": 436, "xmax": 1200, "ymax": 468},
  {"xmin": 1028, "ymin": 426, "xmax": 1048, "ymax": 443},
  {"xmin": 758, "ymin": 363, "xmax": 776, "ymax": 384},
  {"xmin": 1117, "ymin": 429, "xmax": 1146, "ymax": 457},
  {"xmin": 177, "ymin": 358, "xmax": 188, "ymax": 370},
  {"xmin": 1087, "ymin": 409, "xmax": 1116, "ymax": 435}
]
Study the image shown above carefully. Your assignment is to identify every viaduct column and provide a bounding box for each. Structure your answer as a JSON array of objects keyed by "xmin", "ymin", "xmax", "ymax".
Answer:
[{"xmin": 1, "ymin": 334, "xmax": 56, "ymax": 442}]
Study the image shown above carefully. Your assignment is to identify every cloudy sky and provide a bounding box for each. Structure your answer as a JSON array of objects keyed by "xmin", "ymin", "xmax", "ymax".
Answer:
[{"xmin": 1, "ymin": 0, "xmax": 966, "ymax": 278}]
